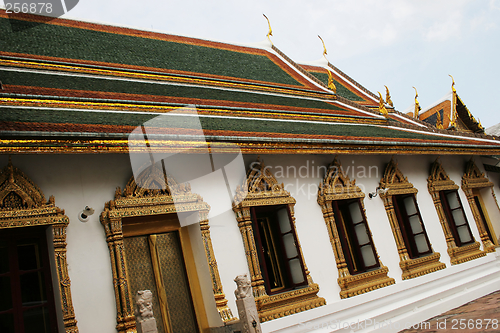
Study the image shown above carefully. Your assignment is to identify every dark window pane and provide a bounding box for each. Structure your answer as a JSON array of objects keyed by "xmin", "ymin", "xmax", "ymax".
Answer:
[
  {"xmin": 23, "ymin": 306, "xmax": 50, "ymax": 333},
  {"xmin": 20, "ymin": 272, "xmax": 47, "ymax": 306},
  {"xmin": 0, "ymin": 276, "xmax": 12, "ymax": 311},
  {"xmin": 0, "ymin": 240, "xmax": 8, "ymax": 274},
  {"xmin": 0, "ymin": 312, "xmax": 15, "ymax": 333},
  {"xmin": 17, "ymin": 241, "xmax": 40, "ymax": 271}
]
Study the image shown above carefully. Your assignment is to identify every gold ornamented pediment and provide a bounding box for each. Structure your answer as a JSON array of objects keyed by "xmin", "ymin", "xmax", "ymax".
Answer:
[
  {"xmin": 234, "ymin": 159, "xmax": 294, "ymax": 208},
  {"xmin": 427, "ymin": 158, "xmax": 458, "ymax": 193},
  {"xmin": 318, "ymin": 157, "xmax": 364, "ymax": 202},
  {"xmin": 380, "ymin": 158, "xmax": 417, "ymax": 196},
  {"xmin": 462, "ymin": 159, "xmax": 494, "ymax": 190},
  {"xmin": 0, "ymin": 158, "xmax": 45, "ymax": 210}
]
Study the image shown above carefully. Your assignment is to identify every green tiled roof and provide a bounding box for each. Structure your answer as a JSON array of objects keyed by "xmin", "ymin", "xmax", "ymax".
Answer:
[
  {"xmin": 1, "ymin": 17, "xmax": 300, "ymax": 86},
  {"xmin": 0, "ymin": 69, "xmax": 343, "ymax": 111},
  {"xmin": 0, "ymin": 107, "xmax": 463, "ymax": 143}
]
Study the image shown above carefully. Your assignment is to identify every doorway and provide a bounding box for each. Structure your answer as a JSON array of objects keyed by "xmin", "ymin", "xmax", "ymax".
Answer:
[{"xmin": 122, "ymin": 215, "xmax": 200, "ymax": 333}]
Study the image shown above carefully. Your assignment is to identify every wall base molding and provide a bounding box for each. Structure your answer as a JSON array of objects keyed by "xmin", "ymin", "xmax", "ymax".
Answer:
[{"xmin": 262, "ymin": 249, "xmax": 500, "ymax": 333}]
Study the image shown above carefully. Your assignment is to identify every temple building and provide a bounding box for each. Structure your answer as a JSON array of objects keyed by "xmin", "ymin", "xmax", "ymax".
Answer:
[{"xmin": 1, "ymin": 10, "xmax": 500, "ymax": 333}]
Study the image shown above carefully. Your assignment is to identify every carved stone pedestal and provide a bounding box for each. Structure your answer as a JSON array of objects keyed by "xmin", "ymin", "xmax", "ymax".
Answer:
[
  {"xmin": 137, "ymin": 318, "xmax": 157, "ymax": 333},
  {"xmin": 234, "ymin": 274, "xmax": 261, "ymax": 333}
]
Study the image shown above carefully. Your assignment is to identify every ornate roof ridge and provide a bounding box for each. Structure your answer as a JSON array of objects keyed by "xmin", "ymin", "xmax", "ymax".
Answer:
[{"xmin": 327, "ymin": 62, "xmax": 378, "ymax": 101}]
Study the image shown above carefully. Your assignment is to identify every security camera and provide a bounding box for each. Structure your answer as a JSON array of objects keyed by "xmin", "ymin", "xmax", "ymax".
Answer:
[
  {"xmin": 78, "ymin": 206, "xmax": 95, "ymax": 222},
  {"xmin": 368, "ymin": 187, "xmax": 389, "ymax": 199}
]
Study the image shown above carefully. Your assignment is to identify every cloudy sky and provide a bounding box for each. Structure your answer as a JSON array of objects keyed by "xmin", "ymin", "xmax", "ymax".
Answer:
[{"xmin": 3, "ymin": 0, "xmax": 500, "ymax": 127}]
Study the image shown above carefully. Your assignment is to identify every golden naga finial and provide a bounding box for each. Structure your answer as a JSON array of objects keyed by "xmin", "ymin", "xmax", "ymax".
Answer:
[
  {"xmin": 449, "ymin": 74, "xmax": 458, "ymax": 128},
  {"xmin": 449, "ymin": 74, "xmax": 456, "ymax": 93},
  {"xmin": 478, "ymin": 118, "xmax": 484, "ymax": 130},
  {"xmin": 413, "ymin": 86, "xmax": 420, "ymax": 119},
  {"xmin": 378, "ymin": 91, "xmax": 389, "ymax": 117},
  {"xmin": 327, "ymin": 69, "xmax": 336, "ymax": 93},
  {"xmin": 384, "ymin": 85, "xmax": 393, "ymax": 107},
  {"xmin": 263, "ymin": 14, "xmax": 273, "ymax": 45},
  {"xmin": 436, "ymin": 111, "xmax": 443, "ymax": 129},
  {"xmin": 318, "ymin": 35, "xmax": 328, "ymax": 60}
]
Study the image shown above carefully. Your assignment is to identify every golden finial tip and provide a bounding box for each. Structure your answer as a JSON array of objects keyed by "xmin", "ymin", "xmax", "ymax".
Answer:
[
  {"xmin": 412, "ymin": 86, "xmax": 418, "ymax": 97},
  {"xmin": 263, "ymin": 14, "xmax": 273, "ymax": 44},
  {"xmin": 318, "ymin": 35, "xmax": 328, "ymax": 57}
]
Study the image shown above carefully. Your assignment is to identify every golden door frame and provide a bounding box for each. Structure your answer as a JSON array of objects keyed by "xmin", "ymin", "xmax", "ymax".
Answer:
[
  {"xmin": 100, "ymin": 165, "xmax": 235, "ymax": 333},
  {"xmin": 379, "ymin": 158, "xmax": 446, "ymax": 280},
  {"xmin": 0, "ymin": 159, "xmax": 78, "ymax": 332},
  {"xmin": 317, "ymin": 158, "xmax": 394, "ymax": 299},
  {"xmin": 427, "ymin": 159, "xmax": 485, "ymax": 264},
  {"xmin": 232, "ymin": 159, "xmax": 325, "ymax": 322},
  {"xmin": 461, "ymin": 159, "xmax": 498, "ymax": 252}
]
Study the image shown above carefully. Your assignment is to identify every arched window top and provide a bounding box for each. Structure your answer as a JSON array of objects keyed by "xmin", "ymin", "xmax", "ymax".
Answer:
[
  {"xmin": 380, "ymin": 158, "xmax": 417, "ymax": 196},
  {"xmin": 318, "ymin": 157, "xmax": 364, "ymax": 202},
  {"xmin": 462, "ymin": 159, "xmax": 494, "ymax": 190},
  {"xmin": 234, "ymin": 159, "xmax": 295, "ymax": 207},
  {"xmin": 106, "ymin": 163, "xmax": 208, "ymax": 218},
  {"xmin": 428, "ymin": 158, "xmax": 459, "ymax": 192},
  {"xmin": 0, "ymin": 157, "xmax": 47, "ymax": 210},
  {"xmin": 121, "ymin": 163, "xmax": 192, "ymax": 199}
]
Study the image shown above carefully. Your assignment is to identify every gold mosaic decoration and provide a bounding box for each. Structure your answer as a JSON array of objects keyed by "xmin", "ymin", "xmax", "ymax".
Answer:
[
  {"xmin": 317, "ymin": 158, "xmax": 394, "ymax": 298},
  {"xmin": 461, "ymin": 159, "xmax": 497, "ymax": 252},
  {"xmin": 100, "ymin": 163, "xmax": 235, "ymax": 333},
  {"xmin": 233, "ymin": 159, "xmax": 325, "ymax": 322},
  {"xmin": 379, "ymin": 158, "xmax": 446, "ymax": 280},
  {"xmin": 427, "ymin": 159, "xmax": 485, "ymax": 264},
  {"xmin": 0, "ymin": 158, "xmax": 79, "ymax": 332}
]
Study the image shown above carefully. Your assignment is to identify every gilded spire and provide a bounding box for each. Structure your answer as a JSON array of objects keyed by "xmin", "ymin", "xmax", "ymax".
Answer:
[
  {"xmin": 327, "ymin": 69, "xmax": 336, "ymax": 93},
  {"xmin": 263, "ymin": 14, "xmax": 273, "ymax": 45},
  {"xmin": 318, "ymin": 35, "xmax": 328, "ymax": 61},
  {"xmin": 412, "ymin": 86, "xmax": 420, "ymax": 119},
  {"xmin": 384, "ymin": 85, "xmax": 393, "ymax": 107},
  {"xmin": 378, "ymin": 92, "xmax": 389, "ymax": 117}
]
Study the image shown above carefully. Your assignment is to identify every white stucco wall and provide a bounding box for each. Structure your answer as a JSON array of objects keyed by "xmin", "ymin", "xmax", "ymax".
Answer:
[{"xmin": 1, "ymin": 152, "xmax": 499, "ymax": 333}]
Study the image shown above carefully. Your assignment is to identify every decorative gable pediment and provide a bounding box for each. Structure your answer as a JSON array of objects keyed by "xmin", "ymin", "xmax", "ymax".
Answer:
[
  {"xmin": 380, "ymin": 158, "xmax": 416, "ymax": 196},
  {"xmin": 107, "ymin": 163, "xmax": 207, "ymax": 216},
  {"xmin": 234, "ymin": 159, "xmax": 294, "ymax": 206},
  {"xmin": 0, "ymin": 158, "xmax": 46, "ymax": 210},
  {"xmin": 427, "ymin": 158, "xmax": 458, "ymax": 192},
  {"xmin": 318, "ymin": 157, "xmax": 364, "ymax": 202},
  {"xmin": 462, "ymin": 159, "xmax": 493, "ymax": 190}
]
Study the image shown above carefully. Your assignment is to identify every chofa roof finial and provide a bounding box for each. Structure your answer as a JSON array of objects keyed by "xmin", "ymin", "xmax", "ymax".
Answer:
[
  {"xmin": 412, "ymin": 86, "xmax": 420, "ymax": 119},
  {"xmin": 263, "ymin": 14, "xmax": 273, "ymax": 45}
]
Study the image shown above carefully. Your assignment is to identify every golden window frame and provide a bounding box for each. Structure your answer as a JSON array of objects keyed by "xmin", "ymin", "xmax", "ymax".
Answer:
[
  {"xmin": 379, "ymin": 158, "xmax": 446, "ymax": 280},
  {"xmin": 232, "ymin": 159, "xmax": 325, "ymax": 322},
  {"xmin": 0, "ymin": 159, "xmax": 78, "ymax": 333},
  {"xmin": 427, "ymin": 159, "xmax": 485, "ymax": 264},
  {"xmin": 100, "ymin": 164, "xmax": 235, "ymax": 333},
  {"xmin": 461, "ymin": 159, "xmax": 498, "ymax": 252},
  {"xmin": 317, "ymin": 158, "xmax": 394, "ymax": 298}
]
